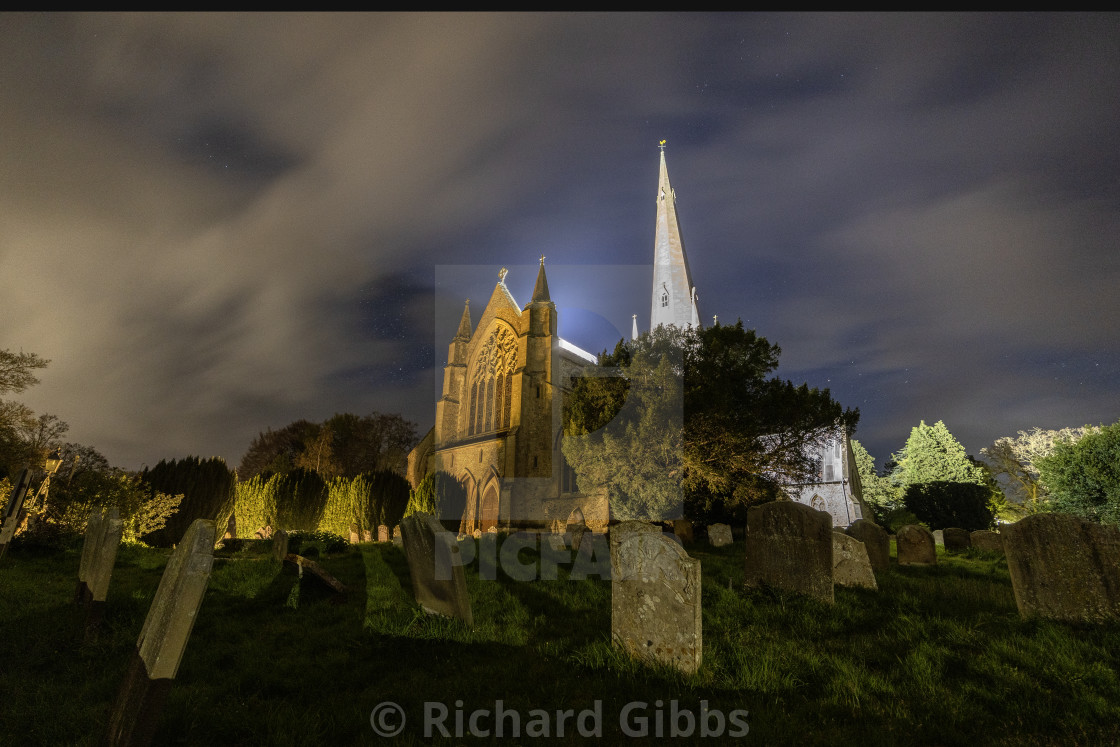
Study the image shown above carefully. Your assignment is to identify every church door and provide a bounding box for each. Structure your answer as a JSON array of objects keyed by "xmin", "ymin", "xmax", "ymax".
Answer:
[{"xmin": 479, "ymin": 485, "xmax": 499, "ymax": 533}]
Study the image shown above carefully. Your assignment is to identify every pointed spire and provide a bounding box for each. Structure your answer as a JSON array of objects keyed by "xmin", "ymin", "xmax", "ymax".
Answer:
[
  {"xmin": 531, "ymin": 255, "xmax": 551, "ymax": 303},
  {"xmin": 632, "ymin": 314, "xmax": 638, "ymax": 341},
  {"xmin": 455, "ymin": 299, "xmax": 472, "ymax": 340},
  {"xmin": 650, "ymin": 143, "xmax": 699, "ymax": 331}
]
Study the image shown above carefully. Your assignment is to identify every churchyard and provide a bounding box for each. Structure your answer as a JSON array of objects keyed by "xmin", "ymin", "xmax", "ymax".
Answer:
[{"xmin": 2, "ymin": 519, "xmax": 1120, "ymax": 745}]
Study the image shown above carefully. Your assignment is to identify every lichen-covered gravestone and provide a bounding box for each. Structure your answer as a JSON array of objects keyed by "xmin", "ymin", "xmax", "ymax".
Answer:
[
  {"xmin": 970, "ymin": 530, "xmax": 1003, "ymax": 553},
  {"xmin": 377, "ymin": 524, "xmax": 389, "ymax": 543},
  {"xmin": 105, "ymin": 519, "xmax": 216, "ymax": 747},
  {"xmin": 896, "ymin": 525, "xmax": 937, "ymax": 565},
  {"xmin": 349, "ymin": 522, "xmax": 360, "ymax": 544},
  {"xmin": 1002, "ymin": 514, "xmax": 1120, "ymax": 622},
  {"xmin": 845, "ymin": 519, "xmax": 889, "ymax": 572},
  {"xmin": 707, "ymin": 523, "xmax": 733, "ymax": 548},
  {"xmin": 832, "ymin": 531, "xmax": 877, "ymax": 590},
  {"xmin": 399, "ymin": 512, "xmax": 473, "ymax": 625},
  {"xmin": 932, "ymin": 529, "xmax": 944, "ymax": 547},
  {"xmin": 609, "ymin": 520, "xmax": 663, "ymax": 570},
  {"xmin": 672, "ymin": 519, "xmax": 694, "ymax": 544},
  {"xmin": 943, "ymin": 527, "xmax": 971, "ymax": 552},
  {"xmin": 744, "ymin": 502, "xmax": 833, "ymax": 603},
  {"xmin": 611, "ymin": 531, "xmax": 702, "ymax": 674},
  {"xmin": 76, "ymin": 507, "xmax": 124, "ymax": 632}
]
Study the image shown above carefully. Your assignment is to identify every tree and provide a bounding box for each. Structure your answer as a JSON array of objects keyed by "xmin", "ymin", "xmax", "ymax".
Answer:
[
  {"xmin": 1036, "ymin": 420, "xmax": 1120, "ymax": 527},
  {"xmin": 563, "ymin": 322, "xmax": 858, "ymax": 521},
  {"xmin": 406, "ymin": 471, "xmax": 467, "ymax": 531},
  {"xmin": 0, "ymin": 349, "xmax": 48, "ymax": 395},
  {"xmin": 850, "ymin": 439, "xmax": 901, "ymax": 523},
  {"xmin": 980, "ymin": 426, "xmax": 1100, "ymax": 513},
  {"xmin": 903, "ymin": 481, "xmax": 994, "ymax": 531},
  {"xmin": 140, "ymin": 456, "xmax": 236, "ymax": 545},
  {"xmin": 0, "ymin": 349, "xmax": 63, "ymax": 477},
  {"xmin": 891, "ymin": 420, "xmax": 986, "ymax": 489}
]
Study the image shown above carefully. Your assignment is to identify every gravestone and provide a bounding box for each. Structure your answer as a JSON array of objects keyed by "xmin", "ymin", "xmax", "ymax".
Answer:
[
  {"xmin": 744, "ymin": 501, "xmax": 833, "ymax": 603},
  {"xmin": 565, "ymin": 509, "xmax": 588, "ymax": 552},
  {"xmin": 272, "ymin": 530, "xmax": 289, "ymax": 563},
  {"xmin": 222, "ymin": 514, "xmax": 236, "ymax": 540},
  {"xmin": 0, "ymin": 468, "xmax": 33, "ymax": 561},
  {"xmin": 896, "ymin": 525, "xmax": 937, "ymax": 565},
  {"xmin": 377, "ymin": 525, "xmax": 389, "ymax": 543},
  {"xmin": 609, "ymin": 520, "xmax": 662, "ymax": 570},
  {"xmin": 932, "ymin": 529, "xmax": 944, "ymax": 547},
  {"xmin": 349, "ymin": 523, "xmax": 360, "ymax": 544},
  {"xmin": 971, "ymin": 530, "xmax": 1003, "ymax": 553},
  {"xmin": 399, "ymin": 512, "xmax": 472, "ymax": 625},
  {"xmin": 105, "ymin": 519, "xmax": 216, "ymax": 747},
  {"xmin": 362, "ymin": 530, "xmax": 372, "ymax": 543},
  {"xmin": 611, "ymin": 531, "xmax": 702, "ymax": 674},
  {"xmin": 672, "ymin": 519, "xmax": 694, "ymax": 544},
  {"xmin": 707, "ymin": 523, "xmax": 732, "ymax": 548},
  {"xmin": 392, "ymin": 526, "xmax": 402, "ymax": 546},
  {"xmin": 282, "ymin": 553, "xmax": 347, "ymax": 596},
  {"xmin": 832, "ymin": 531, "xmax": 877, "ymax": 590},
  {"xmin": 943, "ymin": 527, "xmax": 971, "ymax": 552},
  {"xmin": 76, "ymin": 507, "xmax": 124, "ymax": 632},
  {"xmin": 845, "ymin": 519, "xmax": 889, "ymax": 572},
  {"xmin": 1002, "ymin": 514, "xmax": 1120, "ymax": 622}
]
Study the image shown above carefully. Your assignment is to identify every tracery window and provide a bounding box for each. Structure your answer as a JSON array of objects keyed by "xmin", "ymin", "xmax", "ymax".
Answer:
[
  {"xmin": 661, "ymin": 291, "xmax": 669, "ymax": 307},
  {"xmin": 468, "ymin": 325, "xmax": 517, "ymax": 435}
]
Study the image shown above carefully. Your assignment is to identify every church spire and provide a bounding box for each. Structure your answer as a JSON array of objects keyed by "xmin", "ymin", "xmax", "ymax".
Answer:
[
  {"xmin": 530, "ymin": 255, "xmax": 551, "ymax": 303},
  {"xmin": 455, "ymin": 299, "xmax": 472, "ymax": 340},
  {"xmin": 650, "ymin": 142, "xmax": 700, "ymax": 331}
]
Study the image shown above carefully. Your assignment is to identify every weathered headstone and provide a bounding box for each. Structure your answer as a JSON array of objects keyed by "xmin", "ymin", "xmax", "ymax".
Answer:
[
  {"xmin": 565, "ymin": 512, "xmax": 588, "ymax": 552},
  {"xmin": 349, "ymin": 522, "xmax": 360, "ymax": 544},
  {"xmin": 932, "ymin": 529, "xmax": 944, "ymax": 547},
  {"xmin": 0, "ymin": 468, "xmax": 33, "ymax": 562},
  {"xmin": 362, "ymin": 530, "xmax": 372, "ymax": 543},
  {"xmin": 105, "ymin": 519, "xmax": 216, "ymax": 747},
  {"xmin": 377, "ymin": 524, "xmax": 389, "ymax": 543},
  {"xmin": 76, "ymin": 507, "xmax": 124, "ymax": 632},
  {"xmin": 707, "ymin": 523, "xmax": 733, "ymax": 548},
  {"xmin": 609, "ymin": 520, "xmax": 663, "ymax": 570},
  {"xmin": 399, "ymin": 512, "xmax": 473, "ymax": 625},
  {"xmin": 943, "ymin": 527, "xmax": 971, "ymax": 552},
  {"xmin": 971, "ymin": 530, "xmax": 1003, "ymax": 553},
  {"xmin": 272, "ymin": 530, "xmax": 289, "ymax": 563},
  {"xmin": 222, "ymin": 514, "xmax": 236, "ymax": 540},
  {"xmin": 282, "ymin": 553, "xmax": 347, "ymax": 596},
  {"xmin": 744, "ymin": 502, "xmax": 833, "ymax": 603},
  {"xmin": 611, "ymin": 531, "xmax": 702, "ymax": 674},
  {"xmin": 1002, "ymin": 514, "xmax": 1120, "ymax": 622},
  {"xmin": 672, "ymin": 519, "xmax": 694, "ymax": 544},
  {"xmin": 832, "ymin": 531, "xmax": 877, "ymax": 590},
  {"xmin": 845, "ymin": 519, "xmax": 889, "ymax": 572},
  {"xmin": 392, "ymin": 526, "xmax": 403, "ymax": 546},
  {"xmin": 253, "ymin": 525, "xmax": 273, "ymax": 540},
  {"xmin": 896, "ymin": 525, "xmax": 937, "ymax": 566}
]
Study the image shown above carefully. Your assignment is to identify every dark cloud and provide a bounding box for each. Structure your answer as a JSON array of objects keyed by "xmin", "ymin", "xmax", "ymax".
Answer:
[{"xmin": 1, "ymin": 13, "xmax": 1117, "ymax": 472}]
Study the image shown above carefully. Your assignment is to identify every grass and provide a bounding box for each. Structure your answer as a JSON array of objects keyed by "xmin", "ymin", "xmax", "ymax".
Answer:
[{"xmin": 1, "ymin": 533, "xmax": 1119, "ymax": 745}]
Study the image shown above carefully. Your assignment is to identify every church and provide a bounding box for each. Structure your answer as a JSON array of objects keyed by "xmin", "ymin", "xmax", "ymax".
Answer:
[{"xmin": 406, "ymin": 145, "xmax": 869, "ymax": 531}]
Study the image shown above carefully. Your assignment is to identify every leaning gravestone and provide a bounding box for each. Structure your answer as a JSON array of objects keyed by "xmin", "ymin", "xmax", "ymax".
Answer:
[
  {"xmin": 943, "ymin": 527, "xmax": 972, "ymax": 552},
  {"xmin": 932, "ymin": 529, "xmax": 944, "ymax": 547},
  {"xmin": 612, "ymin": 530, "xmax": 702, "ymax": 674},
  {"xmin": 399, "ymin": 512, "xmax": 473, "ymax": 625},
  {"xmin": 897, "ymin": 525, "xmax": 937, "ymax": 565},
  {"xmin": 845, "ymin": 519, "xmax": 889, "ymax": 572},
  {"xmin": 744, "ymin": 502, "xmax": 833, "ymax": 603},
  {"xmin": 971, "ymin": 530, "xmax": 1003, "ymax": 553},
  {"xmin": 832, "ymin": 531, "xmax": 878, "ymax": 590},
  {"xmin": 76, "ymin": 507, "xmax": 124, "ymax": 631},
  {"xmin": 105, "ymin": 519, "xmax": 216, "ymax": 747},
  {"xmin": 272, "ymin": 530, "xmax": 289, "ymax": 563},
  {"xmin": 707, "ymin": 523, "xmax": 733, "ymax": 548},
  {"xmin": 0, "ymin": 468, "xmax": 33, "ymax": 562},
  {"xmin": 1002, "ymin": 514, "xmax": 1120, "ymax": 622}
]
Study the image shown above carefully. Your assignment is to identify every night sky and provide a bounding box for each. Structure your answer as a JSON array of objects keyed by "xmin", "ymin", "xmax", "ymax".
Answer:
[{"xmin": 2, "ymin": 13, "xmax": 1118, "ymax": 473}]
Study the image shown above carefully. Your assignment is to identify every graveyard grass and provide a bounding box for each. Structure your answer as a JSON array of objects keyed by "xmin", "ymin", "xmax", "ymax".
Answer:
[{"xmin": 2, "ymin": 534, "xmax": 1119, "ymax": 745}]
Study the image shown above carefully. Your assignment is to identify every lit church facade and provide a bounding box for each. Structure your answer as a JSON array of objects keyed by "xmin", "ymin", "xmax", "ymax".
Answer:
[{"xmin": 407, "ymin": 145, "xmax": 869, "ymax": 531}]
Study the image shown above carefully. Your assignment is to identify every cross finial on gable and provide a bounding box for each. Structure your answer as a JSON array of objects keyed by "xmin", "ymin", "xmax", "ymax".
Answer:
[
  {"xmin": 498, "ymin": 267, "xmax": 508, "ymax": 283},
  {"xmin": 539, "ymin": 255, "xmax": 546, "ymax": 265}
]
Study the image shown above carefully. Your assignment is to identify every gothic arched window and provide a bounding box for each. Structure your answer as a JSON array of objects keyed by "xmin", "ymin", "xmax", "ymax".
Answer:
[
  {"xmin": 468, "ymin": 325, "xmax": 517, "ymax": 435},
  {"xmin": 661, "ymin": 291, "xmax": 669, "ymax": 308}
]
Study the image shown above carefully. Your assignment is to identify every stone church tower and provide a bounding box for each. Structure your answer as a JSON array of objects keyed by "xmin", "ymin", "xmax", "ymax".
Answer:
[{"xmin": 406, "ymin": 260, "xmax": 604, "ymax": 534}]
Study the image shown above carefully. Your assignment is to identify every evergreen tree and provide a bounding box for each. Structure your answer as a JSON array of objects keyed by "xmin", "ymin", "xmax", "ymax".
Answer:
[
  {"xmin": 850, "ymin": 439, "xmax": 901, "ymax": 522},
  {"xmin": 891, "ymin": 420, "xmax": 986, "ymax": 488},
  {"xmin": 406, "ymin": 471, "xmax": 467, "ymax": 531},
  {"xmin": 1037, "ymin": 420, "xmax": 1120, "ymax": 527},
  {"xmin": 141, "ymin": 456, "xmax": 236, "ymax": 546}
]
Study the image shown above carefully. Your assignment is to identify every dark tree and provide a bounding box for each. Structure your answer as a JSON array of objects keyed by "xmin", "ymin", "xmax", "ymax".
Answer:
[{"xmin": 141, "ymin": 456, "xmax": 236, "ymax": 546}]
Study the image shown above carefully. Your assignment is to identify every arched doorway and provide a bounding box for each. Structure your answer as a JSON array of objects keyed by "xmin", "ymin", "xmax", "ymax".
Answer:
[{"xmin": 479, "ymin": 485, "xmax": 499, "ymax": 533}]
